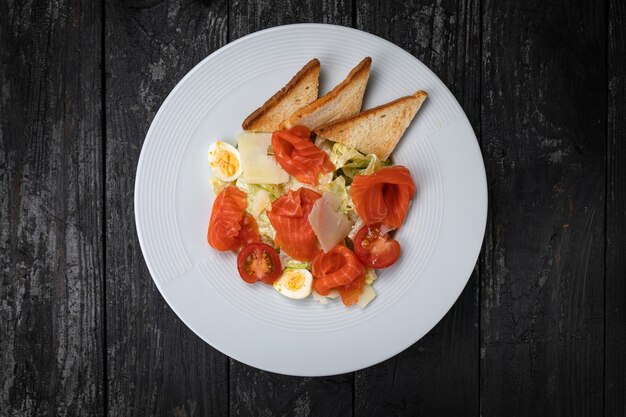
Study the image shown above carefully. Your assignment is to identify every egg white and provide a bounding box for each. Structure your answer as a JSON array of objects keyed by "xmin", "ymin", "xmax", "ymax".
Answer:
[
  {"xmin": 273, "ymin": 269, "xmax": 313, "ymax": 300},
  {"xmin": 208, "ymin": 141, "xmax": 242, "ymax": 182}
]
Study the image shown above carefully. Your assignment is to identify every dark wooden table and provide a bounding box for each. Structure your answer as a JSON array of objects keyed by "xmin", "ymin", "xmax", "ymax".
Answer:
[{"xmin": 1, "ymin": 0, "xmax": 624, "ymax": 416}]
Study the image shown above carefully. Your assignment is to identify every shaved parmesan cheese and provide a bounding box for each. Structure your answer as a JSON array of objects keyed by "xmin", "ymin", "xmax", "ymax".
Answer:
[
  {"xmin": 357, "ymin": 285, "xmax": 376, "ymax": 308},
  {"xmin": 241, "ymin": 156, "xmax": 289, "ymax": 184},
  {"xmin": 308, "ymin": 191, "xmax": 353, "ymax": 252},
  {"xmin": 238, "ymin": 132, "xmax": 289, "ymax": 184},
  {"xmin": 238, "ymin": 131, "xmax": 272, "ymax": 152},
  {"xmin": 321, "ymin": 191, "xmax": 342, "ymax": 210}
]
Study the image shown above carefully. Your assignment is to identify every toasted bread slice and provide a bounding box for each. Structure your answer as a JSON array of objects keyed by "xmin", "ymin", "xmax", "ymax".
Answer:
[
  {"xmin": 314, "ymin": 90, "xmax": 428, "ymax": 160},
  {"xmin": 242, "ymin": 59, "xmax": 320, "ymax": 132},
  {"xmin": 280, "ymin": 57, "xmax": 372, "ymax": 130}
]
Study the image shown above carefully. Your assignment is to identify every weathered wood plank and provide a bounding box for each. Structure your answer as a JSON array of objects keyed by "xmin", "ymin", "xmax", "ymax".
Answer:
[
  {"xmin": 227, "ymin": 2, "xmax": 354, "ymax": 416},
  {"xmin": 0, "ymin": 0, "xmax": 104, "ymax": 416},
  {"xmin": 480, "ymin": 1, "xmax": 605, "ymax": 415},
  {"xmin": 104, "ymin": 1, "xmax": 229, "ymax": 415},
  {"xmin": 353, "ymin": 1, "xmax": 481, "ymax": 416},
  {"xmin": 230, "ymin": 368, "xmax": 354, "ymax": 417},
  {"xmin": 607, "ymin": 0, "xmax": 626, "ymax": 415},
  {"xmin": 229, "ymin": 0, "xmax": 352, "ymax": 41}
]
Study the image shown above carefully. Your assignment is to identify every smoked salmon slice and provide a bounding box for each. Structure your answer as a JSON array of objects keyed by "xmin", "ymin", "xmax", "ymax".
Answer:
[
  {"xmin": 208, "ymin": 186, "xmax": 259, "ymax": 251},
  {"xmin": 312, "ymin": 245, "xmax": 365, "ymax": 305},
  {"xmin": 271, "ymin": 125, "xmax": 335, "ymax": 185},
  {"xmin": 267, "ymin": 188, "xmax": 321, "ymax": 261},
  {"xmin": 335, "ymin": 274, "xmax": 365, "ymax": 306},
  {"xmin": 350, "ymin": 166, "xmax": 416, "ymax": 229}
]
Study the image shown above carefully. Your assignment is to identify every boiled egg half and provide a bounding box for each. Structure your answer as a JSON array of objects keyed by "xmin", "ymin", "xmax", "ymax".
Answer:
[
  {"xmin": 208, "ymin": 141, "xmax": 242, "ymax": 182},
  {"xmin": 273, "ymin": 269, "xmax": 313, "ymax": 300}
]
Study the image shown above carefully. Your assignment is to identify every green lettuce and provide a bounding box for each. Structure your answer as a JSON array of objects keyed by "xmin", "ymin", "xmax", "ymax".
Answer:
[
  {"xmin": 314, "ymin": 137, "xmax": 334, "ymax": 158},
  {"xmin": 321, "ymin": 176, "xmax": 355, "ymax": 216},
  {"xmin": 342, "ymin": 153, "xmax": 385, "ymax": 177},
  {"xmin": 236, "ymin": 179, "xmax": 282, "ymax": 204},
  {"xmin": 235, "ymin": 178, "xmax": 281, "ymax": 243},
  {"xmin": 256, "ymin": 211, "xmax": 276, "ymax": 244},
  {"xmin": 329, "ymin": 143, "xmax": 390, "ymax": 180},
  {"xmin": 209, "ymin": 177, "xmax": 232, "ymax": 195},
  {"xmin": 329, "ymin": 143, "xmax": 363, "ymax": 168},
  {"xmin": 279, "ymin": 250, "xmax": 311, "ymax": 270}
]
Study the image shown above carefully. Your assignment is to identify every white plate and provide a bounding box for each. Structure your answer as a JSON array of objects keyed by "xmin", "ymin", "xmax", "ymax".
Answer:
[{"xmin": 135, "ymin": 24, "xmax": 487, "ymax": 376}]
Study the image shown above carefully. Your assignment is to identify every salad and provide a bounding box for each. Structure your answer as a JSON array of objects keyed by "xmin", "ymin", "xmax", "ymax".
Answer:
[{"xmin": 206, "ymin": 126, "xmax": 416, "ymax": 308}]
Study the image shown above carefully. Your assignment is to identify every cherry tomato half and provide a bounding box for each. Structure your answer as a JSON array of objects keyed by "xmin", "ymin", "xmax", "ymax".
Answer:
[
  {"xmin": 237, "ymin": 243, "xmax": 282, "ymax": 284},
  {"xmin": 353, "ymin": 224, "xmax": 401, "ymax": 269}
]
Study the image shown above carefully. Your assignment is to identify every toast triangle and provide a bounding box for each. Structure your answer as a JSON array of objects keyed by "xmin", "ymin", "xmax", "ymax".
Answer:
[
  {"xmin": 314, "ymin": 90, "xmax": 428, "ymax": 160},
  {"xmin": 242, "ymin": 59, "xmax": 320, "ymax": 132},
  {"xmin": 280, "ymin": 57, "xmax": 372, "ymax": 130}
]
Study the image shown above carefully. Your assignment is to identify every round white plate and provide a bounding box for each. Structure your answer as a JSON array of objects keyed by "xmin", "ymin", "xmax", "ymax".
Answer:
[{"xmin": 135, "ymin": 24, "xmax": 487, "ymax": 376}]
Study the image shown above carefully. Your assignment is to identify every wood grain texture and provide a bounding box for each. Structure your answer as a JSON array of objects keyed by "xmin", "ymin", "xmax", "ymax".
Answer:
[
  {"xmin": 354, "ymin": 1, "xmax": 480, "ymax": 415},
  {"xmin": 227, "ymin": 2, "xmax": 354, "ymax": 417},
  {"xmin": 230, "ymin": 368, "xmax": 353, "ymax": 417},
  {"xmin": 480, "ymin": 0, "xmax": 606, "ymax": 416},
  {"xmin": 1, "ymin": 1, "xmax": 622, "ymax": 415},
  {"xmin": 607, "ymin": 0, "xmax": 626, "ymax": 415},
  {"xmin": 104, "ymin": 1, "xmax": 229, "ymax": 415},
  {"xmin": 229, "ymin": 0, "xmax": 352, "ymax": 41},
  {"xmin": 0, "ymin": 0, "xmax": 104, "ymax": 416}
]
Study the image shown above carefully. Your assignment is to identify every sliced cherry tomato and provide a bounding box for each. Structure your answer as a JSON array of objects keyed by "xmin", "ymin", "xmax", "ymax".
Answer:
[
  {"xmin": 353, "ymin": 223, "xmax": 401, "ymax": 269},
  {"xmin": 237, "ymin": 243, "xmax": 282, "ymax": 284}
]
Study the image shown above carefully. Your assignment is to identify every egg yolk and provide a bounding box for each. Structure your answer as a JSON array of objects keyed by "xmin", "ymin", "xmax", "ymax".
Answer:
[
  {"xmin": 283, "ymin": 270, "xmax": 305, "ymax": 290},
  {"xmin": 210, "ymin": 148, "xmax": 239, "ymax": 177}
]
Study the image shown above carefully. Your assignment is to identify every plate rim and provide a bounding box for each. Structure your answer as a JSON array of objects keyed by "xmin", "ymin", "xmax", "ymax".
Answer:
[{"xmin": 134, "ymin": 22, "xmax": 488, "ymax": 376}]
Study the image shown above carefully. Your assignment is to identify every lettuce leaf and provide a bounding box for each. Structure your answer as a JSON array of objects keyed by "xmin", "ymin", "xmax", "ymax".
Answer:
[
  {"xmin": 314, "ymin": 137, "xmax": 334, "ymax": 159},
  {"xmin": 209, "ymin": 177, "xmax": 232, "ymax": 195},
  {"xmin": 236, "ymin": 178, "xmax": 282, "ymax": 202},
  {"xmin": 342, "ymin": 153, "xmax": 385, "ymax": 178},
  {"xmin": 279, "ymin": 250, "xmax": 311, "ymax": 270},
  {"xmin": 256, "ymin": 211, "xmax": 276, "ymax": 244},
  {"xmin": 329, "ymin": 142, "xmax": 389, "ymax": 180},
  {"xmin": 329, "ymin": 143, "xmax": 363, "ymax": 168},
  {"xmin": 320, "ymin": 176, "xmax": 355, "ymax": 217},
  {"xmin": 235, "ymin": 178, "xmax": 280, "ymax": 243}
]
